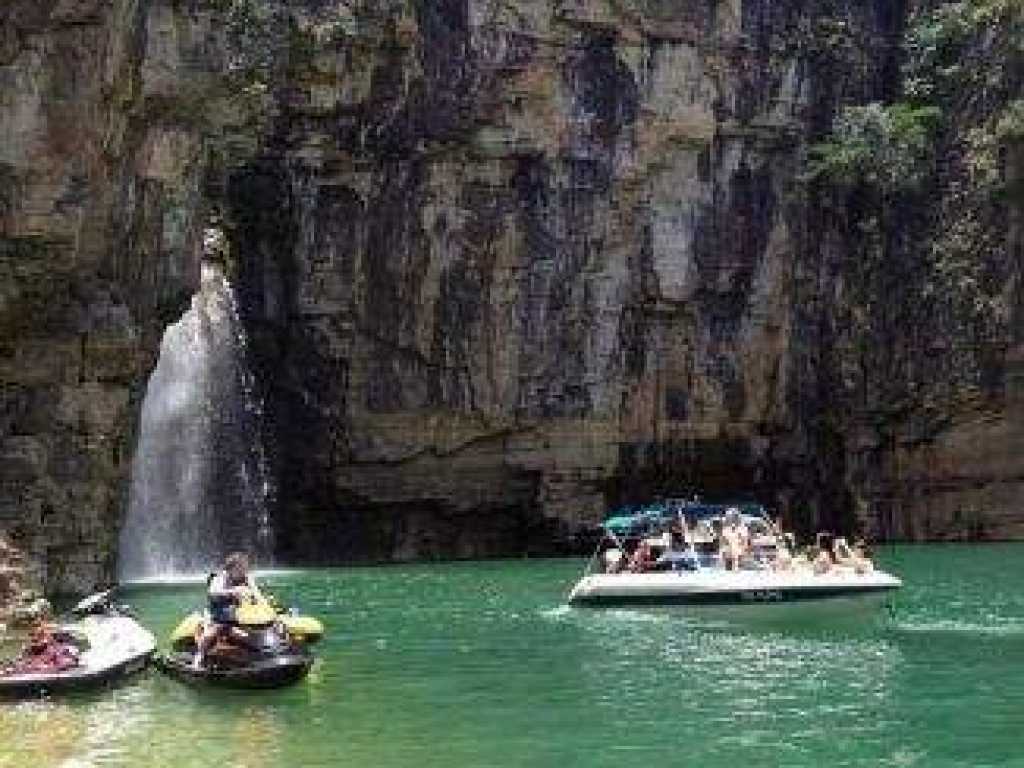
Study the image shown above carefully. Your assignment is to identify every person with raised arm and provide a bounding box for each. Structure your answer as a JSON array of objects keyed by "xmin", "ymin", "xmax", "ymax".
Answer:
[{"xmin": 193, "ymin": 552, "xmax": 264, "ymax": 670}]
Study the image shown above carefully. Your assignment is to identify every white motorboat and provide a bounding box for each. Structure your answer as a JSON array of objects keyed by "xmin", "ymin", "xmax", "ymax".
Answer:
[
  {"xmin": 568, "ymin": 567, "xmax": 902, "ymax": 613},
  {"xmin": 567, "ymin": 500, "xmax": 902, "ymax": 616}
]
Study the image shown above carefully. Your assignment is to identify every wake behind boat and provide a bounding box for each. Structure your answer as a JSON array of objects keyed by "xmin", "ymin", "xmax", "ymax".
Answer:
[{"xmin": 568, "ymin": 500, "xmax": 902, "ymax": 616}]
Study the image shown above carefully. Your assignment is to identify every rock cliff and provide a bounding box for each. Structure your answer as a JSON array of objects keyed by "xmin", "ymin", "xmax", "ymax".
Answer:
[
  {"xmin": 0, "ymin": 0, "xmax": 243, "ymax": 591},
  {"xmin": 229, "ymin": 0, "xmax": 906, "ymax": 562},
  {"xmin": 0, "ymin": 0, "xmax": 1020, "ymax": 592}
]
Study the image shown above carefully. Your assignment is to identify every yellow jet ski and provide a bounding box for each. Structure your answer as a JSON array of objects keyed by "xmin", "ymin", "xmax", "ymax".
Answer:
[
  {"xmin": 158, "ymin": 591, "xmax": 323, "ymax": 689},
  {"xmin": 168, "ymin": 592, "xmax": 324, "ymax": 651}
]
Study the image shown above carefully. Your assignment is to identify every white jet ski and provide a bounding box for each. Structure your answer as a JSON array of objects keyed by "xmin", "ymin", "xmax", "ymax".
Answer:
[{"xmin": 0, "ymin": 589, "xmax": 156, "ymax": 696}]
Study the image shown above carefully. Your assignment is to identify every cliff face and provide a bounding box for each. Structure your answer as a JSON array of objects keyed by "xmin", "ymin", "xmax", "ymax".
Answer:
[
  {"xmin": 229, "ymin": 0, "xmax": 908, "ymax": 561},
  {"xmin": 810, "ymin": 0, "xmax": 1024, "ymax": 541},
  {"xmin": 0, "ymin": 0, "xmax": 243, "ymax": 591},
  {"xmin": 0, "ymin": 0, "xmax": 1020, "ymax": 591}
]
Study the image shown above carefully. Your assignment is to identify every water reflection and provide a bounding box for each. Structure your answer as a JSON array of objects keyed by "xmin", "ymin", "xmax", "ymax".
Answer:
[
  {"xmin": 227, "ymin": 707, "xmax": 282, "ymax": 768},
  {"xmin": 558, "ymin": 606, "xmax": 902, "ymax": 765},
  {"xmin": 0, "ymin": 701, "xmax": 83, "ymax": 766},
  {"xmin": 1, "ymin": 550, "xmax": 1022, "ymax": 768}
]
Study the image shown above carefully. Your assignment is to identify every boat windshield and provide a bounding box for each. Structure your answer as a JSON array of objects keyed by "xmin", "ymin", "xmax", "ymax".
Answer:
[{"xmin": 601, "ymin": 502, "xmax": 769, "ymax": 533}]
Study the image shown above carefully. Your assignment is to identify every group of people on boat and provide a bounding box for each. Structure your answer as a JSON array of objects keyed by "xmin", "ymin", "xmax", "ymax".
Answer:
[
  {"xmin": 782, "ymin": 533, "xmax": 874, "ymax": 575},
  {"xmin": 603, "ymin": 505, "xmax": 875, "ymax": 577}
]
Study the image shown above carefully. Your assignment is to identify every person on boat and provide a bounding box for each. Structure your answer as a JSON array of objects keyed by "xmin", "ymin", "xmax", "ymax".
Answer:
[
  {"xmin": 812, "ymin": 546, "xmax": 833, "ymax": 575},
  {"xmin": 833, "ymin": 537, "xmax": 873, "ymax": 574},
  {"xmin": 773, "ymin": 532, "xmax": 796, "ymax": 572},
  {"xmin": 193, "ymin": 551, "xmax": 265, "ymax": 670},
  {"xmin": 719, "ymin": 509, "xmax": 749, "ymax": 571},
  {"xmin": 604, "ymin": 547, "xmax": 625, "ymax": 574},
  {"xmin": 692, "ymin": 518, "xmax": 714, "ymax": 543},
  {"xmin": 852, "ymin": 540, "xmax": 874, "ymax": 572},
  {"xmin": 627, "ymin": 540, "xmax": 654, "ymax": 573}
]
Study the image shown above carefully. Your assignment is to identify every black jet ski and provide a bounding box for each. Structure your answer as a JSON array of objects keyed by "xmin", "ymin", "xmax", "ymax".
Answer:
[
  {"xmin": 157, "ymin": 593, "xmax": 314, "ymax": 689},
  {"xmin": 0, "ymin": 589, "xmax": 156, "ymax": 697}
]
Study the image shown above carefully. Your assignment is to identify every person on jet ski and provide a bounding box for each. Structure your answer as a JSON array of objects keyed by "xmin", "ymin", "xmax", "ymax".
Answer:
[
  {"xmin": 193, "ymin": 552, "xmax": 264, "ymax": 670},
  {"xmin": 3, "ymin": 619, "xmax": 80, "ymax": 675}
]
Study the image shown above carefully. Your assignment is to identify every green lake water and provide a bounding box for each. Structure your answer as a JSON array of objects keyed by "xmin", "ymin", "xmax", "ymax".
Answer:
[{"xmin": 2, "ymin": 544, "xmax": 1024, "ymax": 767}]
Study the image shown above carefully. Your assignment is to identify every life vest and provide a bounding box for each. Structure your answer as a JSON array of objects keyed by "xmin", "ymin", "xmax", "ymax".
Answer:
[{"xmin": 207, "ymin": 570, "xmax": 248, "ymax": 623}]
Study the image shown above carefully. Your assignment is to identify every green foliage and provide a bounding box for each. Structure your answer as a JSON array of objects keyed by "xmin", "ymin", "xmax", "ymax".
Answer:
[
  {"xmin": 803, "ymin": 0, "xmax": 1022, "ymax": 427},
  {"xmin": 903, "ymin": 0, "xmax": 1024, "ymax": 101},
  {"xmin": 997, "ymin": 100, "xmax": 1024, "ymax": 142},
  {"xmin": 925, "ymin": 201, "xmax": 1006, "ymax": 322},
  {"xmin": 221, "ymin": 0, "xmax": 278, "ymax": 84},
  {"xmin": 806, "ymin": 103, "xmax": 942, "ymax": 192}
]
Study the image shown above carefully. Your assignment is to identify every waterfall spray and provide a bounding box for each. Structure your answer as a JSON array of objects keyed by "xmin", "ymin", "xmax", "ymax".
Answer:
[{"xmin": 119, "ymin": 233, "xmax": 273, "ymax": 580}]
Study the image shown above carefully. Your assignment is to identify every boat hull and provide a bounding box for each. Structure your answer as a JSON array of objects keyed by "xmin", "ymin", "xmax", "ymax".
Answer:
[
  {"xmin": 568, "ymin": 569, "xmax": 901, "ymax": 620},
  {"xmin": 156, "ymin": 651, "xmax": 313, "ymax": 689},
  {"xmin": 0, "ymin": 653, "xmax": 152, "ymax": 697}
]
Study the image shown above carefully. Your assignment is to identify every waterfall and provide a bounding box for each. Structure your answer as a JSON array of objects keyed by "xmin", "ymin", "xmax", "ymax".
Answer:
[{"xmin": 119, "ymin": 259, "xmax": 274, "ymax": 580}]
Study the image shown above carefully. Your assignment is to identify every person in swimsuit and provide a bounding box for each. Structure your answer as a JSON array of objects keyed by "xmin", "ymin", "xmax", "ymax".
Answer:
[
  {"xmin": 833, "ymin": 537, "xmax": 874, "ymax": 574},
  {"xmin": 627, "ymin": 540, "xmax": 654, "ymax": 573},
  {"xmin": 774, "ymin": 534, "xmax": 795, "ymax": 572},
  {"xmin": 193, "ymin": 552, "xmax": 264, "ymax": 670},
  {"xmin": 719, "ymin": 509, "xmax": 749, "ymax": 571},
  {"xmin": 812, "ymin": 546, "xmax": 833, "ymax": 575},
  {"xmin": 4, "ymin": 619, "xmax": 80, "ymax": 675}
]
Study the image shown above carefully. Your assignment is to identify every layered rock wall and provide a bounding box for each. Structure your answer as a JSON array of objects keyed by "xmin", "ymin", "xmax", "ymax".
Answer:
[
  {"xmin": 829, "ymin": 0, "xmax": 1024, "ymax": 541},
  {"xmin": 227, "ymin": 0, "xmax": 908, "ymax": 560},
  {"xmin": 0, "ymin": 0, "xmax": 1020, "ymax": 591}
]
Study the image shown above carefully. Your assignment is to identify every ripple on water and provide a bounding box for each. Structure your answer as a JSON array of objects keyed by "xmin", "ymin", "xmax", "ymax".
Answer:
[
  {"xmin": 892, "ymin": 618, "xmax": 1024, "ymax": 636},
  {"xmin": 2, "ymin": 548, "xmax": 1023, "ymax": 768}
]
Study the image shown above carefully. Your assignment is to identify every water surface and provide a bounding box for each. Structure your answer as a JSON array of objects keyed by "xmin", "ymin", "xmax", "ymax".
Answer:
[{"xmin": 1, "ymin": 544, "xmax": 1022, "ymax": 767}]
